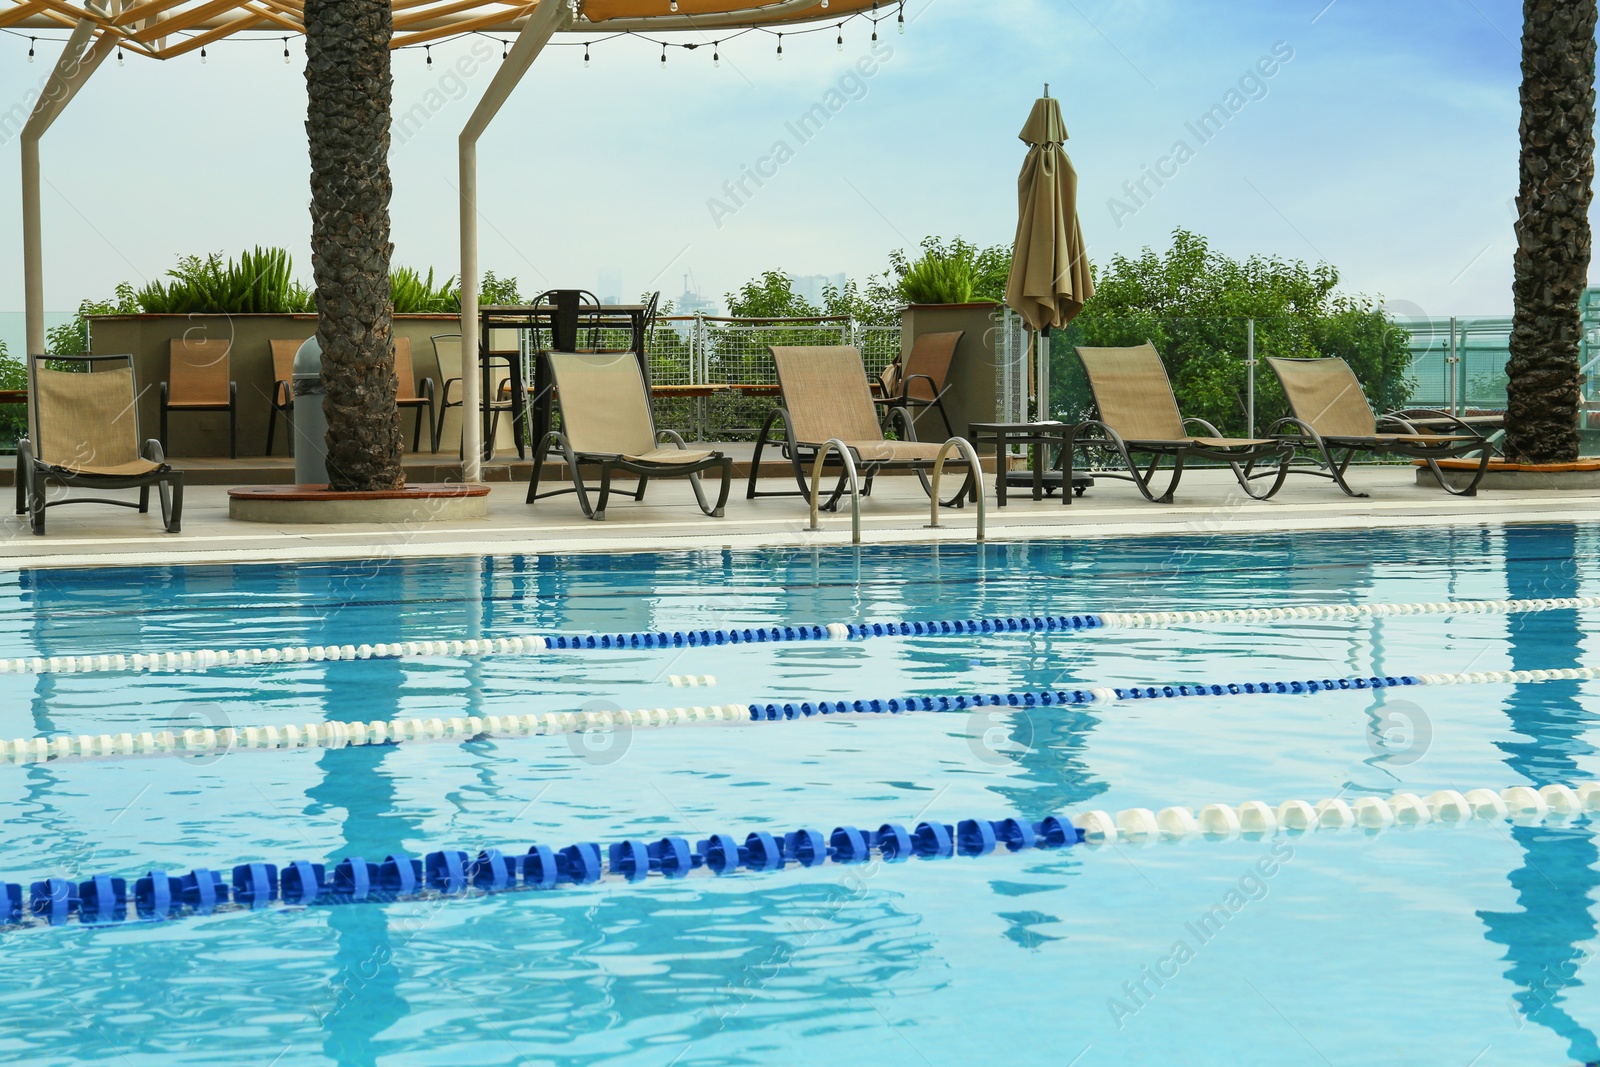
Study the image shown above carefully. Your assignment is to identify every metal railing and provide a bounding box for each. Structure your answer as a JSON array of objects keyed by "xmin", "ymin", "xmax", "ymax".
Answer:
[{"xmin": 646, "ymin": 315, "xmax": 903, "ymax": 441}]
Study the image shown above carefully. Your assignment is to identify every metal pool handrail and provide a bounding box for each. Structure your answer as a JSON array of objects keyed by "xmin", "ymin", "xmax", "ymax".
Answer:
[
  {"xmin": 926, "ymin": 436, "xmax": 985, "ymax": 542},
  {"xmin": 807, "ymin": 438, "xmax": 862, "ymax": 544}
]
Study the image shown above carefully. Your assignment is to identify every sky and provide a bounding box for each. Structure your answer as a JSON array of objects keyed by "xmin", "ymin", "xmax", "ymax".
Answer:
[{"xmin": 0, "ymin": 0, "xmax": 1564, "ymax": 338}]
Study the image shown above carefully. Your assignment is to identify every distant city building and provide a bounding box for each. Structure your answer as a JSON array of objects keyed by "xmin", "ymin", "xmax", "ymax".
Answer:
[
  {"xmin": 786, "ymin": 272, "xmax": 847, "ymax": 310},
  {"xmin": 675, "ymin": 273, "xmax": 719, "ymax": 317},
  {"xmin": 597, "ymin": 268, "xmax": 622, "ymax": 305}
]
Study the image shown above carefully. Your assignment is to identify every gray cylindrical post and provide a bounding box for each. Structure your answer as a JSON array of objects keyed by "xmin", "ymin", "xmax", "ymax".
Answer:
[
  {"xmin": 292, "ymin": 335, "xmax": 329, "ymax": 487},
  {"xmin": 1246, "ymin": 318, "xmax": 1256, "ymax": 438},
  {"xmin": 1447, "ymin": 316, "xmax": 1458, "ymax": 416}
]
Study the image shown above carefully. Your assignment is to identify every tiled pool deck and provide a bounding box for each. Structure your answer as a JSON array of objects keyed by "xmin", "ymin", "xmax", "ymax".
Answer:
[{"xmin": 2, "ymin": 465, "xmax": 1593, "ymax": 570}]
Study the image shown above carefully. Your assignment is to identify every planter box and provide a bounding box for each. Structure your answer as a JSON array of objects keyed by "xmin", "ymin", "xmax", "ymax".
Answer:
[
  {"xmin": 86, "ymin": 313, "xmax": 512, "ymax": 459},
  {"xmin": 899, "ymin": 303, "xmax": 1003, "ymax": 440}
]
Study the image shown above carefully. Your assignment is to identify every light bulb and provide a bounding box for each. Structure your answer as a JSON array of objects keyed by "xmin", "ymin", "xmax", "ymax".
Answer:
[
  {"xmin": 27, "ymin": 38, "xmax": 34, "ymax": 62},
  {"xmin": 583, "ymin": 45, "xmax": 590, "ymax": 67},
  {"xmin": 200, "ymin": 46, "xmax": 207, "ymax": 63},
  {"xmin": 669, "ymin": 0, "xmax": 677, "ymax": 10},
  {"xmin": 501, "ymin": 40, "xmax": 508, "ymax": 60},
  {"xmin": 898, "ymin": 5, "xmax": 905, "ymax": 32},
  {"xmin": 713, "ymin": 43, "xmax": 720, "ymax": 66},
  {"xmin": 117, "ymin": 47, "xmax": 124, "ymax": 66},
  {"xmin": 836, "ymin": 26, "xmax": 843, "ymax": 50},
  {"xmin": 660, "ymin": 44, "xmax": 667, "ymax": 68},
  {"xmin": 283, "ymin": 39, "xmax": 290, "ymax": 63},
  {"xmin": 820, "ymin": 0, "xmax": 828, "ymax": 7},
  {"xmin": 425, "ymin": 45, "xmax": 432, "ymax": 67},
  {"xmin": 776, "ymin": 34, "xmax": 782, "ymax": 60}
]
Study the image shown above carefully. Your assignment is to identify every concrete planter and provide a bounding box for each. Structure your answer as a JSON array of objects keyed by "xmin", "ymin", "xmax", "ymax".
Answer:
[
  {"xmin": 898, "ymin": 302, "xmax": 1003, "ymax": 439},
  {"xmin": 87, "ymin": 313, "xmax": 506, "ymax": 460}
]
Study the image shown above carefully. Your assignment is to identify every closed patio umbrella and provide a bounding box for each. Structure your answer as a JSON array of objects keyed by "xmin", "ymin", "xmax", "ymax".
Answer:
[{"xmin": 1005, "ymin": 88, "xmax": 1093, "ymax": 420}]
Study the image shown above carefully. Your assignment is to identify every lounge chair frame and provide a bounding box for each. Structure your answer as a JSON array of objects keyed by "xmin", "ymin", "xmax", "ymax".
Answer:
[
  {"xmin": 1066, "ymin": 344, "xmax": 1293, "ymax": 504},
  {"xmin": 873, "ymin": 330, "xmax": 962, "ymax": 440},
  {"xmin": 746, "ymin": 345, "xmax": 976, "ymax": 513},
  {"xmin": 392, "ymin": 338, "xmax": 439, "ymax": 454},
  {"xmin": 264, "ymin": 338, "xmax": 302, "ymax": 457},
  {"xmin": 160, "ymin": 338, "xmax": 236, "ymax": 459},
  {"xmin": 1263, "ymin": 356, "xmax": 1492, "ymax": 498},
  {"xmin": 525, "ymin": 352, "xmax": 731, "ymax": 521},
  {"xmin": 17, "ymin": 354, "xmax": 183, "ymax": 534}
]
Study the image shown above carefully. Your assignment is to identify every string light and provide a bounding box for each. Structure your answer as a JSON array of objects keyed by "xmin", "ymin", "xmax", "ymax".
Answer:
[
  {"xmin": 6, "ymin": 5, "xmax": 904, "ymax": 69},
  {"xmin": 669, "ymin": 0, "xmax": 677, "ymax": 9}
]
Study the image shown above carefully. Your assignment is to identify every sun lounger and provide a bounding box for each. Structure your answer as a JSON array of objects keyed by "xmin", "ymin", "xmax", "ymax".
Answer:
[
  {"xmin": 1265, "ymin": 355, "xmax": 1492, "ymax": 497},
  {"xmin": 17, "ymin": 354, "xmax": 182, "ymax": 534},
  {"xmin": 527, "ymin": 351, "xmax": 731, "ymax": 520},
  {"xmin": 749, "ymin": 345, "xmax": 977, "ymax": 510},
  {"xmin": 1067, "ymin": 343, "xmax": 1293, "ymax": 503}
]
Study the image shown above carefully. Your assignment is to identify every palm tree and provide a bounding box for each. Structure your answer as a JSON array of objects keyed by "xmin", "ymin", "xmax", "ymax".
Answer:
[
  {"xmin": 304, "ymin": 0, "xmax": 403, "ymax": 491},
  {"xmin": 1505, "ymin": 0, "xmax": 1597, "ymax": 464}
]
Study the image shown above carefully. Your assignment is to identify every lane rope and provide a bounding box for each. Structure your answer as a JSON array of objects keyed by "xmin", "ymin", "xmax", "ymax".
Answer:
[
  {"xmin": 9, "ymin": 783, "xmax": 1597, "ymax": 931},
  {"xmin": 11, "ymin": 666, "xmax": 1600, "ymax": 767},
  {"xmin": 0, "ymin": 596, "xmax": 1595, "ymax": 677}
]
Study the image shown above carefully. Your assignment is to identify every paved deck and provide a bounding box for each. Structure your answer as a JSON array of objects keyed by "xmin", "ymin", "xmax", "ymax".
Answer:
[{"xmin": 3, "ymin": 464, "xmax": 1595, "ymax": 571}]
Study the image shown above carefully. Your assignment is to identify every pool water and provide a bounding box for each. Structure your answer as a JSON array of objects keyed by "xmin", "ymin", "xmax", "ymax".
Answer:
[{"xmin": 1, "ymin": 524, "xmax": 1598, "ymax": 1067}]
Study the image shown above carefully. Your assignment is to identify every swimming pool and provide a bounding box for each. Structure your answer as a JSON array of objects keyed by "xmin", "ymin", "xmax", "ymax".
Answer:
[{"xmin": 1, "ymin": 523, "xmax": 1597, "ymax": 1067}]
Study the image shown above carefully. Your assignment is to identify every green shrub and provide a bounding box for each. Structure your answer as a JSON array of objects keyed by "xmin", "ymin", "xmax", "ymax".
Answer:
[
  {"xmin": 390, "ymin": 266, "xmax": 459, "ymax": 313},
  {"xmin": 139, "ymin": 247, "xmax": 314, "ymax": 314},
  {"xmin": 1057, "ymin": 228, "xmax": 1413, "ymax": 435}
]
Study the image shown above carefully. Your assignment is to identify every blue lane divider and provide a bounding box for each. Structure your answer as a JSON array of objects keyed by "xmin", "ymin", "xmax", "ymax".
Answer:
[
  {"xmin": 0, "ymin": 814, "xmax": 1084, "ymax": 931},
  {"xmin": 745, "ymin": 674, "xmax": 1422, "ymax": 720},
  {"xmin": 539, "ymin": 615, "xmax": 1105, "ymax": 650}
]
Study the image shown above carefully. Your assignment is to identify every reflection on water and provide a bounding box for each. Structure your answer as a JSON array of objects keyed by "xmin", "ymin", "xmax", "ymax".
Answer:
[{"xmin": 1477, "ymin": 525, "xmax": 1600, "ymax": 1063}]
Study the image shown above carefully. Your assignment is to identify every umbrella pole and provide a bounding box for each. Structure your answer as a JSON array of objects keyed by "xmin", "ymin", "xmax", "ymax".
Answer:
[{"xmin": 1036, "ymin": 328, "xmax": 1051, "ymax": 421}]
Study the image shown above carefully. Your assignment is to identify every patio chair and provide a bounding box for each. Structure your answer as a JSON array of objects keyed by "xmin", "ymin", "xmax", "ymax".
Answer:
[
  {"xmin": 430, "ymin": 334, "xmax": 513, "ymax": 451},
  {"xmin": 160, "ymin": 337, "xmax": 236, "ymax": 458},
  {"xmin": 874, "ymin": 330, "xmax": 962, "ymax": 439},
  {"xmin": 527, "ymin": 351, "xmax": 731, "ymax": 520},
  {"xmin": 747, "ymin": 345, "xmax": 977, "ymax": 511},
  {"xmin": 1265, "ymin": 355, "xmax": 1492, "ymax": 497},
  {"xmin": 265, "ymin": 339, "xmax": 303, "ymax": 456},
  {"xmin": 1066, "ymin": 343, "xmax": 1293, "ymax": 503},
  {"xmin": 17, "ymin": 354, "xmax": 182, "ymax": 534},
  {"xmin": 392, "ymin": 337, "xmax": 439, "ymax": 454}
]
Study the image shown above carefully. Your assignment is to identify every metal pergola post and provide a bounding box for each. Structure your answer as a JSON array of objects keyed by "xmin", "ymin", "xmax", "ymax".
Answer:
[
  {"xmin": 21, "ymin": 18, "xmax": 115, "ymax": 432},
  {"xmin": 457, "ymin": 0, "xmax": 571, "ymax": 483}
]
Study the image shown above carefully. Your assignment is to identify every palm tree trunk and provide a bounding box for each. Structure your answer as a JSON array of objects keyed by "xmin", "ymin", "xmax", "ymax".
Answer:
[
  {"xmin": 305, "ymin": 0, "xmax": 402, "ymax": 490},
  {"xmin": 1505, "ymin": 0, "xmax": 1596, "ymax": 464}
]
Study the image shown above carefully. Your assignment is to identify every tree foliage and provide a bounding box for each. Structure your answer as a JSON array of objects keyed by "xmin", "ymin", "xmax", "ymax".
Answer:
[{"xmin": 1059, "ymin": 229, "xmax": 1413, "ymax": 436}]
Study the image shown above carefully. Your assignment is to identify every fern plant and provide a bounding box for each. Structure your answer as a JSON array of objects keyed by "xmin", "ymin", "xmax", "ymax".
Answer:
[
  {"xmin": 390, "ymin": 266, "xmax": 459, "ymax": 313},
  {"xmin": 896, "ymin": 247, "xmax": 981, "ymax": 305}
]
